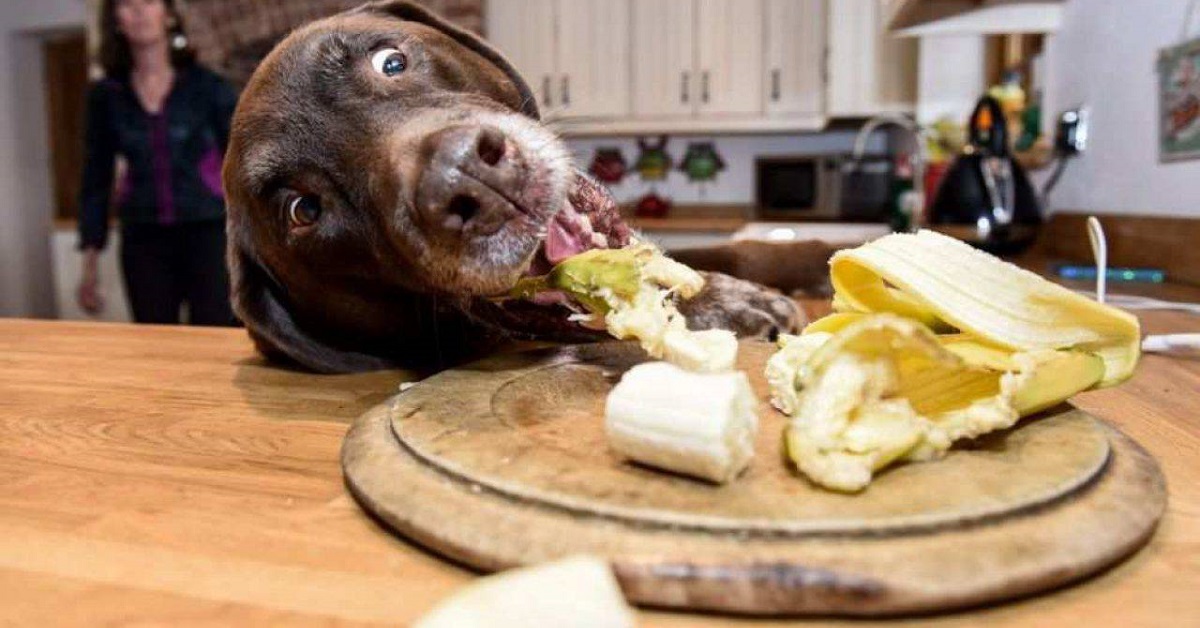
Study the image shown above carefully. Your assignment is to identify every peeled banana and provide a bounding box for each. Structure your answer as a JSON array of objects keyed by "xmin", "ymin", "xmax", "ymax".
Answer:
[
  {"xmin": 414, "ymin": 555, "xmax": 635, "ymax": 628},
  {"xmin": 606, "ymin": 361, "xmax": 758, "ymax": 483},
  {"xmin": 769, "ymin": 230, "xmax": 1138, "ymax": 492}
]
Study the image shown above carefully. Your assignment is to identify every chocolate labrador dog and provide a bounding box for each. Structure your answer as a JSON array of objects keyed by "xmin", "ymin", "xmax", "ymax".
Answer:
[{"xmin": 224, "ymin": 0, "xmax": 809, "ymax": 373}]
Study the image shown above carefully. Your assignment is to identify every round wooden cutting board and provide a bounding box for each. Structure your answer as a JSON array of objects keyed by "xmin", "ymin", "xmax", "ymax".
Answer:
[{"xmin": 341, "ymin": 341, "xmax": 1166, "ymax": 616}]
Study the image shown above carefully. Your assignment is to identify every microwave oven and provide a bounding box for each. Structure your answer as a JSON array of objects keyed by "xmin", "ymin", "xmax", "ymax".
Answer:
[{"xmin": 755, "ymin": 155, "xmax": 894, "ymax": 222}]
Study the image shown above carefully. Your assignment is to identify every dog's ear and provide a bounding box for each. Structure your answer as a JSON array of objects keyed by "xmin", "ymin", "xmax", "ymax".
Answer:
[
  {"xmin": 355, "ymin": 0, "xmax": 540, "ymax": 120},
  {"xmin": 228, "ymin": 234, "xmax": 396, "ymax": 373}
]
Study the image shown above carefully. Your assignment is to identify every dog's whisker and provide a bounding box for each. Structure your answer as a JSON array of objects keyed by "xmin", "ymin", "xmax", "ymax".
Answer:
[{"xmin": 516, "ymin": 92, "xmax": 537, "ymax": 115}]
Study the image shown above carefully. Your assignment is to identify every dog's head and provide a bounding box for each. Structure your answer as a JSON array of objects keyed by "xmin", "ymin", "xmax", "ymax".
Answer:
[{"xmin": 225, "ymin": 1, "xmax": 628, "ymax": 371}]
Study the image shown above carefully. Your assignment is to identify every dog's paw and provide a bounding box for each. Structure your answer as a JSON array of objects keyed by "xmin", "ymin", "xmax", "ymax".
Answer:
[{"xmin": 677, "ymin": 272, "xmax": 803, "ymax": 340}]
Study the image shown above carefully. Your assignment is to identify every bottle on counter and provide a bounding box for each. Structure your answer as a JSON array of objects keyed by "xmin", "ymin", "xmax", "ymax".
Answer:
[{"xmin": 890, "ymin": 154, "xmax": 919, "ymax": 233}]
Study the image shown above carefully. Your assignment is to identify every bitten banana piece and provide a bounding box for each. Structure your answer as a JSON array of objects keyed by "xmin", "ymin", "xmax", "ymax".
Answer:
[
  {"xmin": 662, "ymin": 327, "xmax": 739, "ymax": 373},
  {"xmin": 512, "ymin": 243, "xmax": 737, "ymax": 372},
  {"xmin": 414, "ymin": 555, "xmax": 635, "ymax": 628},
  {"xmin": 606, "ymin": 361, "xmax": 758, "ymax": 483}
]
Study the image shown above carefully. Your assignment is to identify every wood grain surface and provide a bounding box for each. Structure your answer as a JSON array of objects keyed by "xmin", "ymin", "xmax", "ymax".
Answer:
[{"xmin": 0, "ymin": 306, "xmax": 1198, "ymax": 626}]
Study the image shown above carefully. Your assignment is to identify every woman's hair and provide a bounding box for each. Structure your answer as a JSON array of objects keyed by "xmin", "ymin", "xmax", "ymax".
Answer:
[{"xmin": 98, "ymin": 0, "xmax": 195, "ymax": 79}]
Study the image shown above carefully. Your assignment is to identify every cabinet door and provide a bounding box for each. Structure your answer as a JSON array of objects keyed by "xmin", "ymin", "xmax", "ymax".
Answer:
[
  {"xmin": 871, "ymin": 0, "xmax": 918, "ymax": 113},
  {"xmin": 556, "ymin": 0, "xmax": 631, "ymax": 119},
  {"xmin": 486, "ymin": 0, "xmax": 558, "ymax": 117},
  {"xmin": 764, "ymin": 0, "xmax": 825, "ymax": 116},
  {"xmin": 631, "ymin": 0, "xmax": 696, "ymax": 119},
  {"xmin": 826, "ymin": 0, "xmax": 916, "ymax": 117},
  {"xmin": 695, "ymin": 0, "xmax": 764, "ymax": 117}
]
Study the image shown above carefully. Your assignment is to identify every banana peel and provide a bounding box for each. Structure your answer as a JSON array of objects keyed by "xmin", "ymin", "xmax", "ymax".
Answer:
[
  {"xmin": 827, "ymin": 230, "xmax": 1140, "ymax": 386},
  {"xmin": 775, "ymin": 315, "xmax": 1106, "ymax": 492},
  {"xmin": 772, "ymin": 230, "xmax": 1133, "ymax": 492}
]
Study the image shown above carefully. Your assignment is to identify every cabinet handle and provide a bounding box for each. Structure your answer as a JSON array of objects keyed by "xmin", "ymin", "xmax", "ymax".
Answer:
[
  {"xmin": 681, "ymin": 72, "xmax": 690, "ymax": 104},
  {"xmin": 561, "ymin": 75, "xmax": 570, "ymax": 107},
  {"xmin": 822, "ymin": 46, "xmax": 830, "ymax": 86},
  {"xmin": 771, "ymin": 69, "xmax": 781, "ymax": 102},
  {"xmin": 701, "ymin": 71, "xmax": 710, "ymax": 104},
  {"xmin": 542, "ymin": 75, "xmax": 551, "ymax": 108}
]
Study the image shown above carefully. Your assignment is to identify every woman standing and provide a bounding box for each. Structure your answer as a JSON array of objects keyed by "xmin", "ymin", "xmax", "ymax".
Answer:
[{"xmin": 77, "ymin": 0, "xmax": 238, "ymax": 325}]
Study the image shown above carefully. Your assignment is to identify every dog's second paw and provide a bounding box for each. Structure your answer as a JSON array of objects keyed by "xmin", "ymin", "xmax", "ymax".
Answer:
[{"xmin": 677, "ymin": 272, "xmax": 803, "ymax": 340}]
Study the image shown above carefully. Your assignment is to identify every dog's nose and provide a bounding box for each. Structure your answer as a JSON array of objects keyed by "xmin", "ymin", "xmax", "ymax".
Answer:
[{"xmin": 415, "ymin": 125, "xmax": 517, "ymax": 233}]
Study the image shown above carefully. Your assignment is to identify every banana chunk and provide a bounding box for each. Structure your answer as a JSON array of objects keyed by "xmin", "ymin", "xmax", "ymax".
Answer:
[
  {"xmin": 513, "ymin": 244, "xmax": 736, "ymax": 372},
  {"xmin": 606, "ymin": 361, "xmax": 758, "ymax": 483},
  {"xmin": 414, "ymin": 555, "xmax": 635, "ymax": 628},
  {"xmin": 662, "ymin": 327, "xmax": 739, "ymax": 374}
]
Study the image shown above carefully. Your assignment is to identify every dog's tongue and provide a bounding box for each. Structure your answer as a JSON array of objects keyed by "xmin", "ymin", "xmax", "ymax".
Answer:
[{"xmin": 544, "ymin": 205, "xmax": 591, "ymax": 265}]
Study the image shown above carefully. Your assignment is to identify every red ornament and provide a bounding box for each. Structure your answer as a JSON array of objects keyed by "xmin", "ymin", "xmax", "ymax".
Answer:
[
  {"xmin": 634, "ymin": 191, "xmax": 671, "ymax": 218},
  {"xmin": 588, "ymin": 147, "xmax": 628, "ymax": 184}
]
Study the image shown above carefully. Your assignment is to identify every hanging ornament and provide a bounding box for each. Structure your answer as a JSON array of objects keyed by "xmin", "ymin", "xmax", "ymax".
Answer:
[
  {"xmin": 633, "ymin": 135, "xmax": 672, "ymax": 182},
  {"xmin": 679, "ymin": 141, "xmax": 726, "ymax": 182},
  {"xmin": 634, "ymin": 190, "xmax": 672, "ymax": 219},
  {"xmin": 588, "ymin": 147, "xmax": 628, "ymax": 184}
]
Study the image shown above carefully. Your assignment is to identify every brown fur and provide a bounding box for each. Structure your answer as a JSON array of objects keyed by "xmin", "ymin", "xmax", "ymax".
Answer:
[{"xmin": 671, "ymin": 240, "xmax": 838, "ymax": 299}]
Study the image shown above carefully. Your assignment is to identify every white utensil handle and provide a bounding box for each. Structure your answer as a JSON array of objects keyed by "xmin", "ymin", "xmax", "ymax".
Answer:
[{"xmin": 1143, "ymin": 334, "xmax": 1200, "ymax": 356}]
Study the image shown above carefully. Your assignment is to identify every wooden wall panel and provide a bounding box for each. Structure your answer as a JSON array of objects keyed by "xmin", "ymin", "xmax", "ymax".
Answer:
[{"xmin": 1037, "ymin": 212, "xmax": 1200, "ymax": 286}]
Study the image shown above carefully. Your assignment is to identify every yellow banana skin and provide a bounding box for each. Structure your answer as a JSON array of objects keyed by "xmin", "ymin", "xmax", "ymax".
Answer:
[
  {"xmin": 775, "ymin": 316, "xmax": 1107, "ymax": 492},
  {"xmin": 771, "ymin": 230, "xmax": 1137, "ymax": 492},
  {"xmin": 1010, "ymin": 351, "xmax": 1105, "ymax": 415},
  {"xmin": 829, "ymin": 230, "xmax": 1140, "ymax": 387}
]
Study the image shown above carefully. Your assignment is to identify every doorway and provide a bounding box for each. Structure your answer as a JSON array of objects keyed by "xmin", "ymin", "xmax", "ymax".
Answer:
[{"xmin": 43, "ymin": 29, "xmax": 89, "ymax": 224}]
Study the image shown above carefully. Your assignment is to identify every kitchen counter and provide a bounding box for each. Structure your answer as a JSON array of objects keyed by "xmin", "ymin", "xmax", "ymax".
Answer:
[
  {"xmin": 627, "ymin": 216, "xmax": 750, "ymax": 233},
  {"xmin": 1, "ymin": 300, "xmax": 1198, "ymax": 625}
]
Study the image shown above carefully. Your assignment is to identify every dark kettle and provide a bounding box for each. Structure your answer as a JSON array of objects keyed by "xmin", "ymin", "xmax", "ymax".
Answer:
[{"xmin": 929, "ymin": 96, "xmax": 1042, "ymax": 254}]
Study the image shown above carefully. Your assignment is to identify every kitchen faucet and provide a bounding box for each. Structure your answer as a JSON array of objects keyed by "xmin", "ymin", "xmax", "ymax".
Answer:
[{"xmin": 850, "ymin": 114, "xmax": 929, "ymax": 231}]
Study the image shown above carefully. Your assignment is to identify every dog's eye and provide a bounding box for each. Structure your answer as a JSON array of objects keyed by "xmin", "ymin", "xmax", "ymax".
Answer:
[
  {"xmin": 370, "ymin": 48, "xmax": 407, "ymax": 77},
  {"xmin": 288, "ymin": 195, "xmax": 322, "ymax": 227}
]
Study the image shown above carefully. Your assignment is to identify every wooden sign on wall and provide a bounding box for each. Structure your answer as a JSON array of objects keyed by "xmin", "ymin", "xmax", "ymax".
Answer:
[{"xmin": 1158, "ymin": 36, "xmax": 1200, "ymax": 162}]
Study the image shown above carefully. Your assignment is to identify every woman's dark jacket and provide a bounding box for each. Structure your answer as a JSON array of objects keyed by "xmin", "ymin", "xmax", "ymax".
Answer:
[{"xmin": 79, "ymin": 65, "xmax": 237, "ymax": 250}]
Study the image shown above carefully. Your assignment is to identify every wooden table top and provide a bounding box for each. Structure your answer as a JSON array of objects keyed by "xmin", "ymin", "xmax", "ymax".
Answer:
[{"xmin": 1, "ymin": 303, "xmax": 1198, "ymax": 626}]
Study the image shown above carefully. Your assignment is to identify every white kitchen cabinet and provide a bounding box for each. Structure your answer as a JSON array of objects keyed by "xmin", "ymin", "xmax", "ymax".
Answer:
[
  {"xmin": 826, "ymin": 0, "xmax": 918, "ymax": 117},
  {"xmin": 486, "ymin": 0, "xmax": 631, "ymax": 121},
  {"xmin": 487, "ymin": 0, "xmax": 913, "ymax": 135},
  {"xmin": 631, "ymin": 0, "xmax": 696, "ymax": 119},
  {"xmin": 486, "ymin": 0, "xmax": 557, "ymax": 115},
  {"xmin": 556, "ymin": 1, "xmax": 631, "ymax": 119},
  {"xmin": 633, "ymin": 0, "xmax": 764, "ymax": 119},
  {"xmin": 696, "ymin": 0, "xmax": 764, "ymax": 116},
  {"xmin": 764, "ymin": 0, "xmax": 826, "ymax": 117}
]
